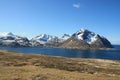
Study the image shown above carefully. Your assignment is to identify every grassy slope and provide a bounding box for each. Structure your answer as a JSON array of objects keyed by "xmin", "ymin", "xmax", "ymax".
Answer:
[{"xmin": 0, "ymin": 50, "xmax": 120, "ymax": 80}]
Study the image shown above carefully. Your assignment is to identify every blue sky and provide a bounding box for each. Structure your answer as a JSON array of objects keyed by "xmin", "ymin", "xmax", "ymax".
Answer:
[{"xmin": 0, "ymin": 0, "xmax": 120, "ymax": 44}]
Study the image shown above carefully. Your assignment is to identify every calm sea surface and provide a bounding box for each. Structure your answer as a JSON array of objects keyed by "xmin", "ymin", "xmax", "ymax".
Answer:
[{"xmin": 0, "ymin": 45, "xmax": 120, "ymax": 60}]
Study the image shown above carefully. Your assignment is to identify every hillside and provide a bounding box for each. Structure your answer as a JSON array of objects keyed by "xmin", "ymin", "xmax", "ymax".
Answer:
[{"xmin": 0, "ymin": 50, "xmax": 120, "ymax": 80}]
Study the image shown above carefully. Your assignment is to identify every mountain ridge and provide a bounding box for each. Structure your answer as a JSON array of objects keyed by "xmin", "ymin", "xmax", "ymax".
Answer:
[{"xmin": 0, "ymin": 29, "xmax": 113, "ymax": 49}]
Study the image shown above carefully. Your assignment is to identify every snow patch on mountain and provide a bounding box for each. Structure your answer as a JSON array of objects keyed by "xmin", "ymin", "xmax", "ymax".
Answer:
[
  {"xmin": 0, "ymin": 32, "xmax": 14, "ymax": 37},
  {"xmin": 31, "ymin": 34, "xmax": 59, "ymax": 45},
  {"xmin": 60, "ymin": 34, "xmax": 70, "ymax": 42},
  {"xmin": 73, "ymin": 29, "xmax": 99, "ymax": 44},
  {"xmin": 0, "ymin": 32, "xmax": 31, "ymax": 47}
]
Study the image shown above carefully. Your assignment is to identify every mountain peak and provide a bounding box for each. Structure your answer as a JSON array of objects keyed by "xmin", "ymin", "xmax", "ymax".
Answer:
[
  {"xmin": 76, "ymin": 28, "xmax": 87, "ymax": 33},
  {"xmin": 0, "ymin": 32, "xmax": 14, "ymax": 37},
  {"xmin": 76, "ymin": 28, "xmax": 94, "ymax": 34},
  {"xmin": 73, "ymin": 29, "xmax": 96, "ymax": 43},
  {"xmin": 80, "ymin": 28, "xmax": 88, "ymax": 32},
  {"xmin": 7, "ymin": 32, "xmax": 14, "ymax": 36}
]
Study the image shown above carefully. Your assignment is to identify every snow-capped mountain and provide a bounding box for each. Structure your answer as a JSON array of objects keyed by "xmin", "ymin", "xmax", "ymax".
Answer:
[
  {"xmin": 30, "ymin": 34, "xmax": 71, "ymax": 46},
  {"xmin": 30, "ymin": 34, "xmax": 60, "ymax": 46},
  {"xmin": 59, "ymin": 29, "xmax": 113, "ymax": 49},
  {"xmin": 0, "ymin": 32, "xmax": 14, "ymax": 37},
  {"xmin": 0, "ymin": 29, "xmax": 113, "ymax": 49},
  {"xmin": 0, "ymin": 32, "xmax": 31, "ymax": 47},
  {"xmin": 60, "ymin": 34, "xmax": 70, "ymax": 42},
  {"xmin": 0, "ymin": 32, "xmax": 70, "ymax": 47},
  {"xmin": 72, "ymin": 29, "xmax": 112, "ymax": 45},
  {"xmin": 73, "ymin": 28, "xmax": 97, "ymax": 44}
]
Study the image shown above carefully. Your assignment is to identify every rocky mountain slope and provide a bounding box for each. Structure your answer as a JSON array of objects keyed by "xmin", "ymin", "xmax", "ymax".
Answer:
[{"xmin": 59, "ymin": 29, "xmax": 113, "ymax": 49}]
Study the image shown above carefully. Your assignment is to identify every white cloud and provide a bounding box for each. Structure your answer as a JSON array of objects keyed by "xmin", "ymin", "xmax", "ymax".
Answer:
[{"xmin": 73, "ymin": 3, "xmax": 80, "ymax": 8}]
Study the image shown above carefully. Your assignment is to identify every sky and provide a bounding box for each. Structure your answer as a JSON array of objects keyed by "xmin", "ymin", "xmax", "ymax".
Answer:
[{"xmin": 0, "ymin": 0, "xmax": 120, "ymax": 44}]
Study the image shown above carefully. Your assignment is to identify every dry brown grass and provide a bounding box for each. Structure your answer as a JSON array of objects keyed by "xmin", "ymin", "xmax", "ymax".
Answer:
[
  {"xmin": 0, "ymin": 50, "xmax": 120, "ymax": 80},
  {"xmin": 1, "ymin": 65, "xmax": 120, "ymax": 80}
]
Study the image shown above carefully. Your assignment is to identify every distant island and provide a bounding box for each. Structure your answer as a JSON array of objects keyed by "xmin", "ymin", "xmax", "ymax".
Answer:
[{"xmin": 0, "ymin": 29, "xmax": 113, "ymax": 49}]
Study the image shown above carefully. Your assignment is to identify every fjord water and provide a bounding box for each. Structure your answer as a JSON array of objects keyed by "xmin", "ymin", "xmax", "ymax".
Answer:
[{"xmin": 0, "ymin": 45, "xmax": 120, "ymax": 60}]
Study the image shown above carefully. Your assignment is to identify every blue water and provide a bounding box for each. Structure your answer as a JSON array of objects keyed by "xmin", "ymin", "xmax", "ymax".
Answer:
[{"xmin": 0, "ymin": 45, "xmax": 120, "ymax": 60}]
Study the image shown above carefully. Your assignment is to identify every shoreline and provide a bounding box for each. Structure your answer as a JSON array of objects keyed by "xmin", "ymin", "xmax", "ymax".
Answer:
[{"xmin": 0, "ymin": 45, "xmax": 116, "ymax": 50}]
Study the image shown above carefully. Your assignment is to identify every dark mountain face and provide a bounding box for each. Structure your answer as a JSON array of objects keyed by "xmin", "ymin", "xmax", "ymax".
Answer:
[{"xmin": 90, "ymin": 35, "xmax": 113, "ymax": 48}]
